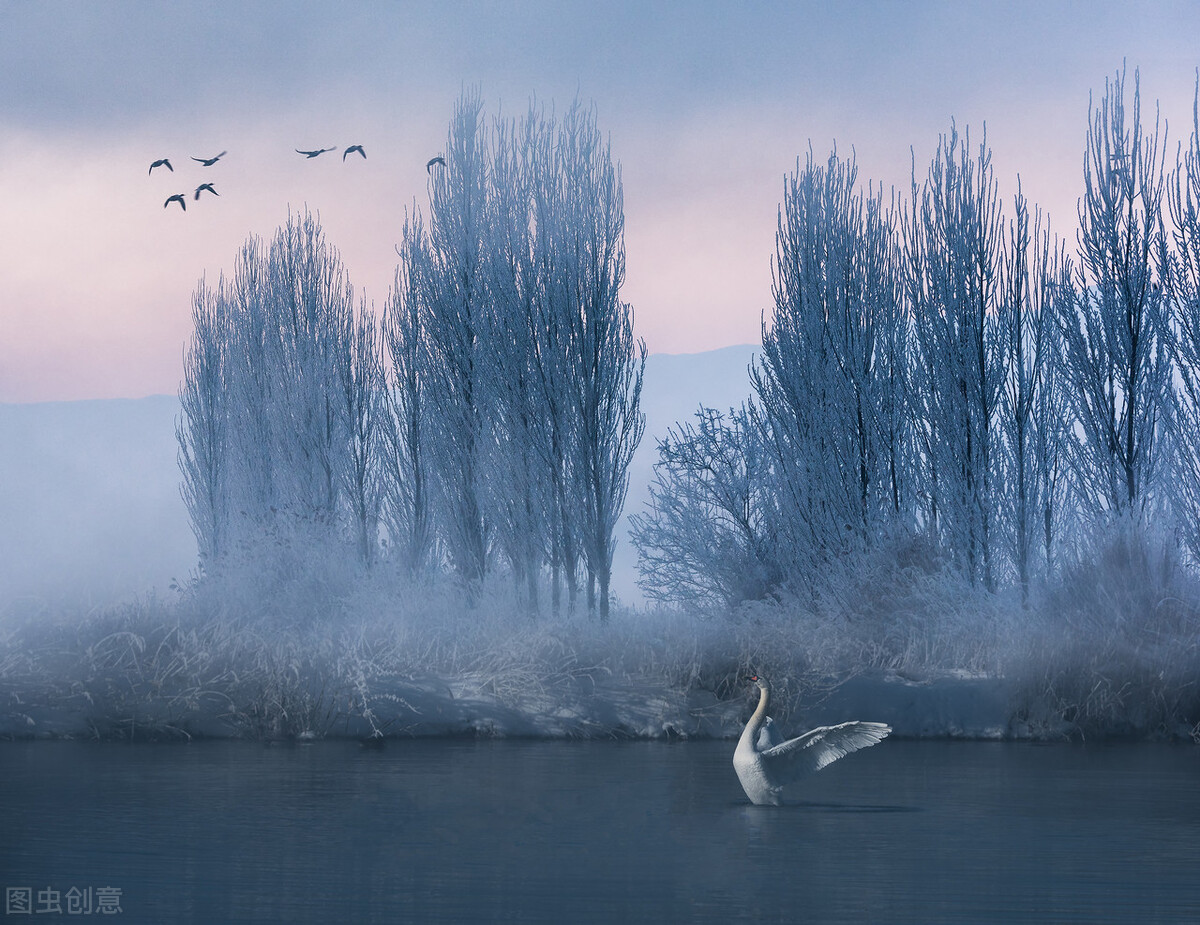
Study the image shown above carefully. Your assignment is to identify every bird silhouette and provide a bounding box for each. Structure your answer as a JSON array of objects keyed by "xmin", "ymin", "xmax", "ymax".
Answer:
[
  {"xmin": 343, "ymin": 144, "xmax": 366, "ymax": 161},
  {"xmin": 149, "ymin": 158, "xmax": 173, "ymax": 175},
  {"xmin": 191, "ymin": 151, "xmax": 227, "ymax": 167},
  {"xmin": 194, "ymin": 183, "xmax": 218, "ymax": 200},
  {"xmin": 164, "ymin": 194, "xmax": 187, "ymax": 211},
  {"xmin": 426, "ymin": 155, "xmax": 446, "ymax": 173},
  {"xmin": 296, "ymin": 147, "xmax": 335, "ymax": 159},
  {"xmin": 733, "ymin": 675, "xmax": 890, "ymax": 805}
]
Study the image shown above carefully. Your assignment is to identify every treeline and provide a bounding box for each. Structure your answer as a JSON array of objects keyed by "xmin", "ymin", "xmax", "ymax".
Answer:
[
  {"xmin": 177, "ymin": 89, "xmax": 644, "ymax": 620},
  {"xmin": 632, "ymin": 66, "xmax": 1200, "ymax": 611}
]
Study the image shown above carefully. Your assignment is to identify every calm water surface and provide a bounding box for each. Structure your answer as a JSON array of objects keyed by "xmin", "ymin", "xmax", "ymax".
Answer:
[{"xmin": 2, "ymin": 739, "xmax": 1198, "ymax": 923}]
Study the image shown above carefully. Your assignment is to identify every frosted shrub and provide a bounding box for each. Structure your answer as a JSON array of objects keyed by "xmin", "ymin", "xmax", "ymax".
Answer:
[
  {"xmin": 1013, "ymin": 528, "xmax": 1200, "ymax": 739},
  {"xmin": 759, "ymin": 531, "xmax": 1011, "ymax": 676}
]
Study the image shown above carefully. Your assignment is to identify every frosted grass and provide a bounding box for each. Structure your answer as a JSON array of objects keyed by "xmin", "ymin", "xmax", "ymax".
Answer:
[{"xmin": 3, "ymin": 530, "xmax": 1198, "ymax": 744}]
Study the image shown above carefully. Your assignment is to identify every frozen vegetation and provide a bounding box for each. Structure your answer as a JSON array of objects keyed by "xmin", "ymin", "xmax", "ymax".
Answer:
[
  {"xmin": 1, "ymin": 530, "xmax": 1198, "ymax": 742},
  {"xmin": 5, "ymin": 70, "xmax": 1200, "ymax": 744}
]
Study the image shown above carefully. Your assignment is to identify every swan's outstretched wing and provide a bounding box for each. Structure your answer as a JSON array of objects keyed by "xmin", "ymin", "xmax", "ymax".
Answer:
[
  {"xmin": 756, "ymin": 716, "xmax": 784, "ymax": 751},
  {"xmin": 761, "ymin": 721, "xmax": 890, "ymax": 782}
]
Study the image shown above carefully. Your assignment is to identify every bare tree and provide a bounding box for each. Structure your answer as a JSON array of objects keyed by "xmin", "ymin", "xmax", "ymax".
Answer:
[
  {"xmin": 485, "ymin": 107, "xmax": 553, "ymax": 612},
  {"xmin": 524, "ymin": 108, "xmax": 585, "ymax": 616},
  {"xmin": 338, "ymin": 298, "xmax": 384, "ymax": 569},
  {"xmin": 223, "ymin": 234, "xmax": 279, "ymax": 539},
  {"xmin": 902, "ymin": 123, "xmax": 1005, "ymax": 590},
  {"xmin": 383, "ymin": 93, "xmax": 640, "ymax": 618},
  {"xmin": 178, "ymin": 209, "xmax": 365, "ymax": 582},
  {"xmin": 1166, "ymin": 72, "xmax": 1200, "ymax": 561},
  {"xmin": 553, "ymin": 99, "xmax": 645, "ymax": 621},
  {"xmin": 630, "ymin": 405, "xmax": 780, "ymax": 611},
  {"xmin": 753, "ymin": 147, "xmax": 908, "ymax": 584},
  {"xmin": 421, "ymin": 88, "xmax": 494, "ymax": 595},
  {"xmin": 381, "ymin": 210, "xmax": 435, "ymax": 580},
  {"xmin": 267, "ymin": 208, "xmax": 356, "ymax": 530},
  {"xmin": 177, "ymin": 276, "xmax": 229, "ymax": 565},
  {"xmin": 998, "ymin": 183, "xmax": 1073, "ymax": 599},
  {"xmin": 1058, "ymin": 65, "xmax": 1171, "ymax": 524}
]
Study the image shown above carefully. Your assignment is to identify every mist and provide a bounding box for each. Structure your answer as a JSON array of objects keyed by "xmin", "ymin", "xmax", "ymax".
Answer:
[
  {"xmin": 0, "ymin": 397, "xmax": 194, "ymax": 615},
  {"xmin": 0, "ymin": 346, "xmax": 756, "ymax": 618}
]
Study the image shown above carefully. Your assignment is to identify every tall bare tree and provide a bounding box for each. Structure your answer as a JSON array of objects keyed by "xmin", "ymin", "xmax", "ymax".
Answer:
[
  {"xmin": 485, "ymin": 107, "xmax": 553, "ymax": 612},
  {"xmin": 902, "ymin": 123, "xmax": 1005, "ymax": 590},
  {"xmin": 753, "ymin": 147, "xmax": 908, "ymax": 583},
  {"xmin": 1166, "ymin": 72, "xmax": 1200, "ymax": 561},
  {"xmin": 381, "ymin": 210, "xmax": 435, "ymax": 580},
  {"xmin": 553, "ymin": 99, "xmax": 645, "ymax": 621},
  {"xmin": 1058, "ymin": 65, "xmax": 1171, "ymax": 524},
  {"xmin": 338, "ymin": 298, "xmax": 384, "ymax": 569},
  {"xmin": 179, "ymin": 210, "xmax": 365, "ymax": 579},
  {"xmin": 421, "ymin": 88, "xmax": 494, "ymax": 595},
  {"xmin": 524, "ymin": 108, "xmax": 584, "ymax": 615},
  {"xmin": 999, "ymin": 183, "xmax": 1073, "ymax": 598},
  {"xmin": 177, "ymin": 276, "xmax": 229, "ymax": 565},
  {"xmin": 267, "ymin": 209, "xmax": 356, "ymax": 529}
]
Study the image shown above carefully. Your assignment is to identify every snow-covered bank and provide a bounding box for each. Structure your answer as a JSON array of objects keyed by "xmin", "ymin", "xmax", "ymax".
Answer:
[
  {"xmin": 3, "ymin": 587, "xmax": 1196, "ymax": 743},
  {"xmin": 0, "ymin": 633, "xmax": 1013, "ymax": 742},
  {"xmin": 0, "ymin": 654, "xmax": 1132, "ymax": 743}
]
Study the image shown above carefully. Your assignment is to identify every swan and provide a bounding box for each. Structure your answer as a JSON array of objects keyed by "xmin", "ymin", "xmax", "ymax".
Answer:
[
  {"xmin": 733, "ymin": 675, "xmax": 890, "ymax": 805},
  {"xmin": 343, "ymin": 144, "xmax": 366, "ymax": 160},
  {"xmin": 149, "ymin": 158, "xmax": 173, "ymax": 174},
  {"xmin": 163, "ymin": 193, "xmax": 186, "ymax": 211},
  {"xmin": 194, "ymin": 183, "xmax": 218, "ymax": 200},
  {"xmin": 426, "ymin": 155, "xmax": 446, "ymax": 173},
  {"xmin": 296, "ymin": 147, "xmax": 335, "ymax": 159}
]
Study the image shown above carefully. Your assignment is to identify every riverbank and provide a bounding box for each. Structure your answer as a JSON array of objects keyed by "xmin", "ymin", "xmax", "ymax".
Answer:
[{"xmin": 3, "ymin": 590, "xmax": 1197, "ymax": 743}]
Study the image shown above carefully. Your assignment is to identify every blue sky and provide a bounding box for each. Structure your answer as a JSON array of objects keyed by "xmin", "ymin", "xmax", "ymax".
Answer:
[{"xmin": 2, "ymin": 1, "xmax": 1199, "ymax": 401}]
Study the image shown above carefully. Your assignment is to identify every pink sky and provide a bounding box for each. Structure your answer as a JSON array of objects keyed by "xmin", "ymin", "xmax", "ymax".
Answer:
[{"xmin": 3, "ymin": 1, "xmax": 1199, "ymax": 402}]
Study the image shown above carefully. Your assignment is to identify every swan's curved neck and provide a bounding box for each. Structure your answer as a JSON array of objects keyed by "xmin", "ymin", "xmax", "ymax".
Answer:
[
  {"xmin": 751, "ymin": 683, "xmax": 770, "ymax": 726},
  {"xmin": 741, "ymin": 681, "xmax": 770, "ymax": 744}
]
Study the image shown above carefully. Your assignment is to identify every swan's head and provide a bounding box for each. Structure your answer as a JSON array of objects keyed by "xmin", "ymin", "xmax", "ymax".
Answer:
[{"xmin": 745, "ymin": 674, "xmax": 769, "ymax": 692}]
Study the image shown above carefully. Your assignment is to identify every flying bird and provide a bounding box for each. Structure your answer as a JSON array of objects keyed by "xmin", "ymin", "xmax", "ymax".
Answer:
[
  {"xmin": 296, "ymin": 147, "xmax": 335, "ymax": 159},
  {"xmin": 164, "ymin": 194, "xmax": 187, "ymax": 211},
  {"xmin": 194, "ymin": 183, "xmax": 218, "ymax": 200},
  {"xmin": 426, "ymin": 155, "xmax": 446, "ymax": 173},
  {"xmin": 149, "ymin": 158, "xmax": 173, "ymax": 175},
  {"xmin": 343, "ymin": 144, "xmax": 366, "ymax": 161},
  {"xmin": 733, "ymin": 675, "xmax": 890, "ymax": 806},
  {"xmin": 191, "ymin": 151, "xmax": 227, "ymax": 167}
]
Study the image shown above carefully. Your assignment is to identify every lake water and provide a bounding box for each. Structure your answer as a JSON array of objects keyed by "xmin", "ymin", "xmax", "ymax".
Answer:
[{"xmin": 2, "ymin": 739, "xmax": 1198, "ymax": 923}]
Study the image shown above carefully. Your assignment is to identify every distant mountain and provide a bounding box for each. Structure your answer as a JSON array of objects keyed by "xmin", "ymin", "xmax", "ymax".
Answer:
[{"xmin": 0, "ymin": 345, "xmax": 759, "ymax": 615}]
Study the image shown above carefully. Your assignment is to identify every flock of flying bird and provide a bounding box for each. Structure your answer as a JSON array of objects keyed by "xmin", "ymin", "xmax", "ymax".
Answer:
[{"xmin": 149, "ymin": 146, "xmax": 448, "ymax": 212}]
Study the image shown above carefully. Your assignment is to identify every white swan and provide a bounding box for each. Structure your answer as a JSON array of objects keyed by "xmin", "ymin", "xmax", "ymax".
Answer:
[{"xmin": 733, "ymin": 675, "xmax": 891, "ymax": 805}]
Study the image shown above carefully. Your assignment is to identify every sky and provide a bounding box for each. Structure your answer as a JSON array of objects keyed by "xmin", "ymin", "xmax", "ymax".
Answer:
[{"xmin": 2, "ymin": 1, "xmax": 1200, "ymax": 403}]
